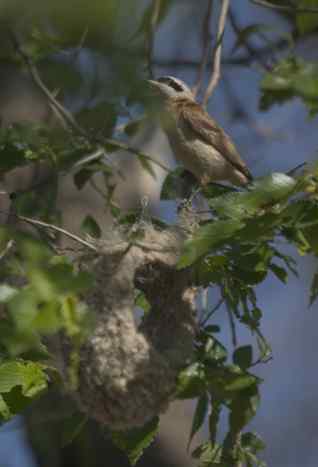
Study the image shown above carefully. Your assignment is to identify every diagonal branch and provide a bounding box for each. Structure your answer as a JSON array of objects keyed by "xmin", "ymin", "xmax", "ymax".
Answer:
[
  {"xmin": 202, "ymin": 0, "xmax": 231, "ymax": 106},
  {"xmin": 193, "ymin": 0, "xmax": 214, "ymax": 99},
  {"xmin": 18, "ymin": 215, "xmax": 97, "ymax": 251},
  {"xmin": 250, "ymin": 0, "xmax": 318, "ymax": 14}
]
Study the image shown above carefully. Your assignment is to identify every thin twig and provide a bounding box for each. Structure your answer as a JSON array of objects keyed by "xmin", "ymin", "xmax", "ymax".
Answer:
[
  {"xmin": 250, "ymin": 0, "xmax": 318, "ymax": 13},
  {"xmin": 0, "ymin": 239, "xmax": 15, "ymax": 262},
  {"xmin": 193, "ymin": 0, "xmax": 214, "ymax": 99},
  {"xmin": 203, "ymin": 0, "xmax": 230, "ymax": 106},
  {"xmin": 18, "ymin": 215, "xmax": 97, "ymax": 251},
  {"xmin": 200, "ymin": 297, "xmax": 224, "ymax": 326}
]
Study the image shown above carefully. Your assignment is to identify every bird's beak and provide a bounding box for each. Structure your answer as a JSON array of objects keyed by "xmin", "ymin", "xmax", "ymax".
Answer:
[{"xmin": 146, "ymin": 79, "xmax": 162, "ymax": 94}]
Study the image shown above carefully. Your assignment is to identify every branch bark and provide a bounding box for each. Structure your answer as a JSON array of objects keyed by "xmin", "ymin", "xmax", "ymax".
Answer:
[
  {"xmin": 193, "ymin": 0, "xmax": 214, "ymax": 99},
  {"xmin": 203, "ymin": 0, "xmax": 230, "ymax": 106}
]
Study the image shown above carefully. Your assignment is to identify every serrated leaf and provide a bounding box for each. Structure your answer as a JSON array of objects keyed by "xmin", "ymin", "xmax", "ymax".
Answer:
[
  {"xmin": 233, "ymin": 346, "xmax": 253, "ymax": 370},
  {"xmin": 0, "ymin": 361, "xmax": 48, "ymax": 397},
  {"xmin": 178, "ymin": 220, "xmax": 245, "ymax": 269},
  {"xmin": 188, "ymin": 393, "xmax": 209, "ymax": 450},
  {"xmin": 111, "ymin": 417, "xmax": 159, "ymax": 466}
]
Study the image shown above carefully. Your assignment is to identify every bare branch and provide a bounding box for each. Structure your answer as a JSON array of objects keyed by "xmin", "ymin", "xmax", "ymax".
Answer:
[
  {"xmin": 250, "ymin": 0, "xmax": 318, "ymax": 13},
  {"xmin": 18, "ymin": 215, "xmax": 97, "ymax": 251},
  {"xmin": 193, "ymin": 0, "xmax": 214, "ymax": 99},
  {"xmin": 203, "ymin": 0, "xmax": 231, "ymax": 106}
]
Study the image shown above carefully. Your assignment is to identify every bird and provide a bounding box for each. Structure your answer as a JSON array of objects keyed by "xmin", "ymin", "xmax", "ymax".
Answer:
[{"xmin": 147, "ymin": 76, "xmax": 252, "ymax": 186}]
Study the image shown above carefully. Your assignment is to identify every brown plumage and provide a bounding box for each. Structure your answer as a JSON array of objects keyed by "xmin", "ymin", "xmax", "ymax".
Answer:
[{"xmin": 148, "ymin": 76, "xmax": 252, "ymax": 186}]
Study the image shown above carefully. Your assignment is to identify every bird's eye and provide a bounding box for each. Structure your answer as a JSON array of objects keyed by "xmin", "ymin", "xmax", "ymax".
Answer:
[{"xmin": 158, "ymin": 77, "xmax": 184, "ymax": 92}]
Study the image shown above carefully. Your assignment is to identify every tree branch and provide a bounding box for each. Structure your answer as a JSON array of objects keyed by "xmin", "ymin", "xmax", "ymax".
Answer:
[
  {"xmin": 18, "ymin": 215, "xmax": 97, "ymax": 251},
  {"xmin": 193, "ymin": 0, "xmax": 214, "ymax": 99},
  {"xmin": 203, "ymin": 0, "xmax": 231, "ymax": 106}
]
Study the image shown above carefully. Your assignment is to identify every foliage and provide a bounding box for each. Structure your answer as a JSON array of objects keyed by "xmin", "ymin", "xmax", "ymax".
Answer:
[{"xmin": 0, "ymin": 1, "xmax": 318, "ymax": 466}]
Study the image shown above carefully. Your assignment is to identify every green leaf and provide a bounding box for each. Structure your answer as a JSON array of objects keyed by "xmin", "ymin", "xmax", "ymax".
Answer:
[
  {"xmin": 135, "ymin": 291, "xmax": 151, "ymax": 313},
  {"xmin": 209, "ymin": 173, "xmax": 297, "ymax": 220},
  {"xmin": 261, "ymin": 56, "xmax": 318, "ymax": 116},
  {"xmin": 111, "ymin": 417, "xmax": 159, "ymax": 466},
  {"xmin": 0, "ymin": 361, "xmax": 48, "ymax": 397},
  {"xmin": 233, "ymin": 346, "xmax": 253, "ymax": 370},
  {"xmin": 297, "ymin": 0, "xmax": 318, "ymax": 34},
  {"xmin": 192, "ymin": 441, "xmax": 222, "ymax": 464},
  {"xmin": 241, "ymin": 432, "xmax": 266, "ymax": 454},
  {"xmin": 81, "ymin": 215, "xmax": 102, "ymax": 239},
  {"xmin": 188, "ymin": 393, "xmax": 209, "ymax": 450},
  {"xmin": 176, "ymin": 363, "xmax": 206, "ymax": 399},
  {"xmin": 225, "ymin": 373, "xmax": 258, "ymax": 392},
  {"xmin": 270, "ymin": 263, "xmax": 288, "ymax": 283},
  {"xmin": 178, "ymin": 219, "xmax": 245, "ymax": 269},
  {"xmin": 32, "ymin": 301, "xmax": 62, "ymax": 334},
  {"xmin": 0, "ymin": 394, "xmax": 11, "ymax": 421},
  {"xmin": 229, "ymin": 385, "xmax": 260, "ymax": 433}
]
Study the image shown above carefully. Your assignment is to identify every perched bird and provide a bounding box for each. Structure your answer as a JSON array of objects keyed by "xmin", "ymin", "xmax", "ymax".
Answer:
[{"xmin": 148, "ymin": 76, "xmax": 252, "ymax": 186}]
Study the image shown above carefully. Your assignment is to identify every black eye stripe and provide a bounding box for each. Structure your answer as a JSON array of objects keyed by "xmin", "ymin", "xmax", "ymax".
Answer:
[{"xmin": 157, "ymin": 77, "xmax": 184, "ymax": 92}]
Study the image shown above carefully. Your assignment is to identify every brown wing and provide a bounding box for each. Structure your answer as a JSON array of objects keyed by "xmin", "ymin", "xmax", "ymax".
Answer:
[{"xmin": 179, "ymin": 101, "xmax": 252, "ymax": 181}]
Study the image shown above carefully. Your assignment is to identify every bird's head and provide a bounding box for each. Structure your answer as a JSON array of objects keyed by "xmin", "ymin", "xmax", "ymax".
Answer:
[{"xmin": 147, "ymin": 76, "xmax": 195, "ymax": 102}]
